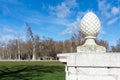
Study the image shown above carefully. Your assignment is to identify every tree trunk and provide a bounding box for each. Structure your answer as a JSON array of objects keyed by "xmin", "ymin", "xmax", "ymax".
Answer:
[
  {"xmin": 17, "ymin": 35, "xmax": 21, "ymax": 60},
  {"xmin": 32, "ymin": 44, "xmax": 36, "ymax": 60}
]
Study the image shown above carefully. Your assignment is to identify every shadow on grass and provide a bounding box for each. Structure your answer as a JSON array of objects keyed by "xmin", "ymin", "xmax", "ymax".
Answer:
[{"xmin": 0, "ymin": 65, "xmax": 65, "ymax": 80}]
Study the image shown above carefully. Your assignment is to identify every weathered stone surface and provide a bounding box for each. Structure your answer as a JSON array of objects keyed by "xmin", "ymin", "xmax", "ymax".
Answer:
[
  {"xmin": 77, "ymin": 45, "xmax": 106, "ymax": 53},
  {"xmin": 57, "ymin": 12, "xmax": 120, "ymax": 80},
  {"xmin": 58, "ymin": 53, "xmax": 120, "ymax": 80},
  {"xmin": 66, "ymin": 66, "xmax": 120, "ymax": 80},
  {"xmin": 67, "ymin": 53, "xmax": 120, "ymax": 67},
  {"xmin": 80, "ymin": 12, "xmax": 101, "ymax": 37},
  {"xmin": 66, "ymin": 53, "xmax": 120, "ymax": 80}
]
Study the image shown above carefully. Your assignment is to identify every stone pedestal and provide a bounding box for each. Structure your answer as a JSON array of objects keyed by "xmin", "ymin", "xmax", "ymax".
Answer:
[
  {"xmin": 77, "ymin": 38, "xmax": 106, "ymax": 53},
  {"xmin": 57, "ymin": 12, "xmax": 120, "ymax": 80},
  {"xmin": 57, "ymin": 53, "xmax": 120, "ymax": 80}
]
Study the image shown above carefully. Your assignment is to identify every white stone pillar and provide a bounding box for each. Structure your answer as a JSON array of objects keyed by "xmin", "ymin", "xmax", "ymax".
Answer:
[{"xmin": 57, "ymin": 12, "xmax": 120, "ymax": 80}]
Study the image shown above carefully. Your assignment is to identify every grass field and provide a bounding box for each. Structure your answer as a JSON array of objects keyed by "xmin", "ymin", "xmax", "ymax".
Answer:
[{"xmin": 0, "ymin": 61, "xmax": 65, "ymax": 80}]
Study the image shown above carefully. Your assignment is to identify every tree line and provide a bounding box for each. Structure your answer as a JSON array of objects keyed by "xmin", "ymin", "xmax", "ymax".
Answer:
[{"xmin": 0, "ymin": 24, "xmax": 119, "ymax": 60}]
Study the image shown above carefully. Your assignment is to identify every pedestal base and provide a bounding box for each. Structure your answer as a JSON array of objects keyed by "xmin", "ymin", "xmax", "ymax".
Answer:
[
  {"xmin": 58, "ymin": 53, "xmax": 120, "ymax": 80},
  {"xmin": 77, "ymin": 45, "xmax": 106, "ymax": 53},
  {"xmin": 77, "ymin": 38, "xmax": 106, "ymax": 53},
  {"xmin": 66, "ymin": 67, "xmax": 120, "ymax": 80}
]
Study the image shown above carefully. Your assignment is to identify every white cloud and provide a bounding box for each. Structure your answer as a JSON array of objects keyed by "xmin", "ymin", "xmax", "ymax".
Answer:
[
  {"xmin": 26, "ymin": 12, "xmax": 70, "ymax": 27},
  {"xmin": 0, "ymin": 0, "xmax": 23, "ymax": 16},
  {"xmin": 1, "ymin": 5, "xmax": 10, "ymax": 15},
  {"xmin": 100, "ymin": 29, "xmax": 106, "ymax": 35},
  {"xmin": 64, "ymin": 0, "xmax": 78, "ymax": 8},
  {"xmin": 97, "ymin": 0, "xmax": 111, "ymax": 18},
  {"xmin": 97, "ymin": 0, "xmax": 120, "ymax": 25},
  {"xmin": 0, "ymin": 24, "xmax": 17, "ymax": 34},
  {"xmin": 111, "ymin": 6, "xmax": 119, "ymax": 15},
  {"xmin": 26, "ymin": 16, "xmax": 42, "ymax": 25},
  {"xmin": 0, "ymin": 23, "xmax": 26, "ymax": 43},
  {"xmin": 1, "ymin": 0, "xmax": 21, "ymax": 5},
  {"xmin": 0, "ymin": 34, "xmax": 16, "ymax": 44},
  {"xmin": 61, "ymin": 11, "xmax": 87, "ymax": 35},
  {"xmin": 4, "ymin": 27, "xmax": 17, "ymax": 34},
  {"xmin": 107, "ymin": 17, "xmax": 118, "ymax": 25},
  {"xmin": 55, "ymin": 3, "xmax": 71, "ymax": 18},
  {"xmin": 49, "ymin": 3, "xmax": 71, "ymax": 18},
  {"xmin": 49, "ymin": 0, "xmax": 78, "ymax": 18},
  {"xmin": 61, "ymin": 17, "xmax": 80, "ymax": 35}
]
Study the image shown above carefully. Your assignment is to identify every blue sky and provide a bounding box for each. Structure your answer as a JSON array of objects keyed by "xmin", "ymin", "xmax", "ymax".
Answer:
[{"xmin": 0, "ymin": 0, "xmax": 120, "ymax": 46}]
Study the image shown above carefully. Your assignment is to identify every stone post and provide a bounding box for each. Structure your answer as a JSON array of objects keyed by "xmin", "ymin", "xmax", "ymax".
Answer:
[{"xmin": 57, "ymin": 12, "xmax": 120, "ymax": 80}]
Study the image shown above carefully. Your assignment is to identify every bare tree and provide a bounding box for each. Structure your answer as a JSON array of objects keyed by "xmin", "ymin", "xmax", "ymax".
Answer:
[
  {"xmin": 96, "ymin": 39, "xmax": 109, "ymax": 51},
  {"xmin": 17, "ymin": 34, "xmax": 21, "ymax": 60},
  {"xmin": 26, "ymin": 23, "xmax": 36, "ymax": 60},
  {"xmin": 34, "ymin": 35, "xmax": 40, "ymax": 59},
  {"xmin": 7, "ymin": 39, "xmax": 18, "ymax": 59},
  {"xmin": 111, "ymin": 39, "xmax": 120, "ymax": 52}
]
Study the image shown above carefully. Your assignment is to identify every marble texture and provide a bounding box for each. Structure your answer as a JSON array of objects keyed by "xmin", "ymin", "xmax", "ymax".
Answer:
[
  {"xmin": 58, "ymin": 53, "xmax": 120, "ymax": 80},
  {"xmin": 57, "ymin": 11, "xmax": 120, "ymax": 80},
  {"xmin": 80, "ymin": 12, "xmax": 101, "ymax": 38}
]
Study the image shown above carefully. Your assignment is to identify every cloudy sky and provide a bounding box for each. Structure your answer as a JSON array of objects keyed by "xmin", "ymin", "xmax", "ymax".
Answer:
[{"xmin": 0, "ymin": 0, "xmax": 120, "ymax": 46}]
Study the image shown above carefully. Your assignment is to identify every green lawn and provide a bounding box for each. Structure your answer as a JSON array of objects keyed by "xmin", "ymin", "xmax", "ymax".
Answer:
[{"xmin": 0, "ymin": 61, "xmax": 65, "ymax": 80}]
